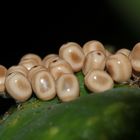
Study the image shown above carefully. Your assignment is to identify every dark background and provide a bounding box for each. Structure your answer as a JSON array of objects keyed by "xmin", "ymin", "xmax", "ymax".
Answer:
[
  {"xmin": 0, "ymin": 0, "xmax": 139, "ymax": 115},
  {"xmin": 0, "ymin": 1, "xmax": 139, "ymax": 68}
]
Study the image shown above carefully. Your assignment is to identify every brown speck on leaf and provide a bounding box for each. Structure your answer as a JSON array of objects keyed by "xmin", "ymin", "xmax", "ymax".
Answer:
[{"xmin": 47, "ymin": 106, "xmax": 53, "ymax": 110}]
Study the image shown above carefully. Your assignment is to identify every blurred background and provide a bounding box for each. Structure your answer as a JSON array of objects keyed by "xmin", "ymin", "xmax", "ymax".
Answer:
[{"xmin": 0, "ymin": 0, "xmax": 140, "ymax": 115}]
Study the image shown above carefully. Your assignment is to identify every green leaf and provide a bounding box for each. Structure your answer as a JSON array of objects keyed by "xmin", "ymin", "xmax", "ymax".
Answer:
[
  {"xmin": 0, "ymin": 88, "xmax": 140, "ymax": 140},
  {"xmin": 75, "ymin": 71, "xmax": 90, "ymax": 96}
]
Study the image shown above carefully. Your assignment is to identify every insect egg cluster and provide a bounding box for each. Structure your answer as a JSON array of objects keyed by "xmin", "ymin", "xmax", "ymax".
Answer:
[{"xmin": 0, "ymin": 41, "xmax": 140, "ymax": 102}]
